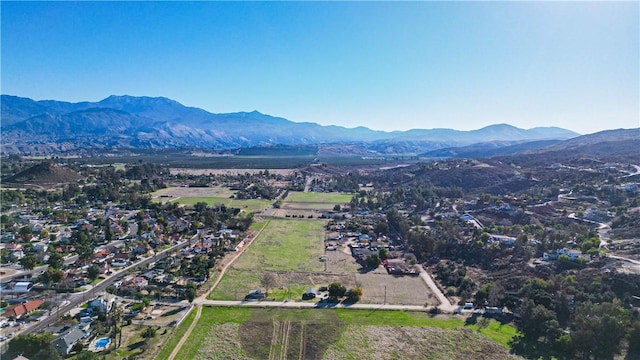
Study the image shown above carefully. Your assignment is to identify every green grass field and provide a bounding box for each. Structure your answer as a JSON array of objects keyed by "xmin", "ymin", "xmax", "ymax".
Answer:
[
  {"xmin": 230, "ymin": 219, "xmax": 326, "ymax": 272},
  {"xmin": 209, "ymin": 219, "xmax": 326, "ymax": 300},
  {"xmin": 161, "ymin": 307, "xmax": 518, "ymax": 360},
  {"xmin": 284, "ymin": 191, "xmax": 353, "ymax": 203}
]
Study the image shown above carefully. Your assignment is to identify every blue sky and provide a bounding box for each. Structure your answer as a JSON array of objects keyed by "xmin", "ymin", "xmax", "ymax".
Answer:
[{"xmin": 2, "ymin": 1, "xmax": 638, "ymax": 134}]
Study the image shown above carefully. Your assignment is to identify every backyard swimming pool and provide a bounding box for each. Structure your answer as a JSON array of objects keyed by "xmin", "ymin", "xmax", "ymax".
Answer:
[{"xmin": 94, "ymin": 337, "xmax": 110, "ymax": 350}]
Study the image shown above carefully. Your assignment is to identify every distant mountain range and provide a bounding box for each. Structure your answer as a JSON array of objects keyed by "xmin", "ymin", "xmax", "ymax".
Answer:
[{"xmin": 1, "ymin": 94, "xmax": 581, "ymax": 155}]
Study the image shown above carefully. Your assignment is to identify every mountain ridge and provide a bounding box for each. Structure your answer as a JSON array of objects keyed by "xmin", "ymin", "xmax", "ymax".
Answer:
[{"xmin": 1, "ymin": 94, "xmax": 583, "ymax": 155}]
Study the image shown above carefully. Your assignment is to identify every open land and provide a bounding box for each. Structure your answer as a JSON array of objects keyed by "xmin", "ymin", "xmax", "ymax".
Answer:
[
  {"xmin": 210, "ymin": 219, "xmax": 329, "ymax": 300},
  {"xmin": 151, "ymin": 186, "xmax": 272, "ymax": 213},
  {"xmin": 273, "ymin": 191, "xmax": 354, "ymax": 216},
  {"xmin": 284, "ymin": 191, "xmax": 353, "ymax": 203},
  {"xmin": 157, "ymin": 307, "xmax": 518, "ymax": 360}
]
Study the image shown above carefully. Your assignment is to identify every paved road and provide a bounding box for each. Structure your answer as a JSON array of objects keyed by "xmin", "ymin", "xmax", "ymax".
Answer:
[
  {"xmin": 195, "ymin": 299, "xmax": 437, "ymax": 312},
  {"xmin": 16, "ymin": 235, "xmax": 196, "ymax": 336},
  {"xmin": 0, "ymin": 265, "xmax": 49, "ymax": 284}
]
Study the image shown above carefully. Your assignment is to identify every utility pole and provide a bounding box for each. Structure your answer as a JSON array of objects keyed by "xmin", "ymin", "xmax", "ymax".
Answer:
[{"xmin": 384, "ymin": 285, "xmax": 387, "ymax": 305}]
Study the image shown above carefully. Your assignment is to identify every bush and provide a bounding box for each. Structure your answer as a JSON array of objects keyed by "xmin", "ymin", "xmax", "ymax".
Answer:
[{"xmin": 346, "ymin": 287, "xmax": 363, "ymax": 302}]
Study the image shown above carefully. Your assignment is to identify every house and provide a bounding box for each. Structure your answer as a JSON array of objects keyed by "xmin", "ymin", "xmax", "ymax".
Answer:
[
  {"xmin": 124, "ymin": 277, "xmax": 148, "ymax": 289},
  {"xmin": 53, "ymin": 327, "xmax": 88, "ymax": 355},
  {"xmin": 88, "ymin": 297, "xmax": 112, "ymax": 314},
  {"xmin": 2, "ymin": 299, "xmax": 44, "ymax": 320},
  {"xmin": 460, "ymin": 213, "xmax": 474, "ymax": 222},
  {"xmin": 485, "ymin": 306, "xmax": 503, "ymax": 315},
  {"xmin": 543, "ymin": 248, "xmax": 590, "ymax": 262},
  {"xmin": 489, "ymin": 234, "xmax": 516, "ymax": 246}
]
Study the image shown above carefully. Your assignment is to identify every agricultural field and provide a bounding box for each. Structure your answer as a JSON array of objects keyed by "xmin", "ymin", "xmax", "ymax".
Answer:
[
  {"xmin": 159, "ymin": 307, "xmax": 518, "ymax": 360},
  {"xmin": 284, "ymin": 191, "xmax": 353, "ymax": 204},
  {"xmin": 151, "ymin": 186, "xmax": 271, "ymax": 213},
  {"xmin": 210, "ymin": 219, "xmax": 328, "ymax": 300},
  {"xmin": 232, "ymin": 219, "xmax": 326, "ymax": 272},
  {"xmin": 274, "ymin": 191, "xmax": 354, "ymax": 216}
]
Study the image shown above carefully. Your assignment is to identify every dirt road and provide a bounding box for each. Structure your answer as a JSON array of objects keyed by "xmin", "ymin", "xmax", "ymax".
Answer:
[{"xmin": 167, "ymin": 305, "xmax": 202, "ymax": 360}]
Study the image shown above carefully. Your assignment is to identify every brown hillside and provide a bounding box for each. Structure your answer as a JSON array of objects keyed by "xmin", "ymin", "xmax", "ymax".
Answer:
[{"xmin": 3, "ymin": 162, "xmax": 81, "ymax": 185}]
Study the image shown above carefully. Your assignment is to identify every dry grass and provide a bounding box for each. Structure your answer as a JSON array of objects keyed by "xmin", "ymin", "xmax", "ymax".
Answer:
[
  {"xmin": 193, "ymin": 323, "xmax": 251, "ymax": 360},
  {"xmin": 325, "ymin": 326, "xmax": 519, "ymax": 360},
  {"xmin": 176, "ymin": 308, "xmax": 519, "ymax": 360}
]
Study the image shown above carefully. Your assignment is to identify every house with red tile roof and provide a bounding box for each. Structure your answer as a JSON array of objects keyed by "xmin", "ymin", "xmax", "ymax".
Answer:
[{"xmin": 2, "ymin": 299, "xmax": 45, "ymax": 320}]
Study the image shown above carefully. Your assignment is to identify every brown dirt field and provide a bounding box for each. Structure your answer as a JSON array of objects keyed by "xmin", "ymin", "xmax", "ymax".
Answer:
[
  {"xmin": 356, "ymin": 267, "xmax": 438, "ymax": 306},
  {"xmin": 325, "ymin": 244, "xmax": 438, "ymax": 305},
  {"xmin": 325, "ymin": 246, "xmax": 360, "ymax": 273}
]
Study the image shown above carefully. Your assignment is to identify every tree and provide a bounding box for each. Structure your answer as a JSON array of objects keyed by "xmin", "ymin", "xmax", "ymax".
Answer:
[
  {"xmin": 261, "ymin": 273, "xmax": 277, "ymax": 296},
  {"xmin": 87, "ymin": 264, "xmax": 101, "ymax": 280},
  {"xmin": 366, "ymin": 253, "xmax": 381, "ymax": 268},
  {"xmin": 185, "ymin": 283, "xmax": 196, "ymax": 303},
  {"xmin": 75, "ymin": 243, "xmax": 94, "ymax": 266},
  {"xmin": 41, "ymin": 267, "xmax": 64, "ymax": 289},
  {"xmin": 511, "ymin": 299, "xmax": 561, "ymax": 358},
  {"xmin": 19, "ymin": 225, "xmax": 32, "ymax": 240},
  {"xmin": 571, "ymin": 300, "xmax": 629, "ymax": 359},
  {"xmin": 328, "ymin": 282, "xmax": 347, "ymax": 298},
  {"xmin": 47, "ymin": 251, "xmax": 64, "ymax": 270},
  {"xmin": 628, "ymin": 322, "xmax": 640, "ymax": 359},
  {"xmin": 77, "ymin": 350, "xmax": 98, "ymax": 360},
  {"xmin": 378, "ymin": 247, "xmax": 388, "ymax": 261},
  {"xmin": 111, "ymin": 303, "xmax": 123, "ymax": 348},
  {"xmin": 72, "ymin": 341, "xmax": 84, "ymax": 353},
  {"xmin": 141, "ymin": 326, "xmax": 157, "ymax": 339},
  {"xmin": 19, "ymin": 254, "xmax": 38, "ymax": 273},
  {"xmin": 7, "ymin": 333, "xmax": 61, "ymax": 360}
]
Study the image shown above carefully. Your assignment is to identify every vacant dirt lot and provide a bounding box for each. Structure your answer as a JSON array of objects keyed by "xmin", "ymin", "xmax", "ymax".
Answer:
[
  {"xmin": 325, "ymin": 244, "xmax": 438, "ymax": 306},
  {"xmin": 356, "ymin": 267, "xmax": 438, "ymax": 306}
]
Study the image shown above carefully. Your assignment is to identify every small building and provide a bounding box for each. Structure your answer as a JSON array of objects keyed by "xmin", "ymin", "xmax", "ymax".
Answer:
[
  {"xmin": 13, "ymin": 282, "xmax": 33, "ymax": 293},
  {"xmin": 53, "ymin": 327, "xmax": 87, "ymax": 355},
  {"xmin": 543, "ymin": 248, "xmax": 590, "ymax": 262}
]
